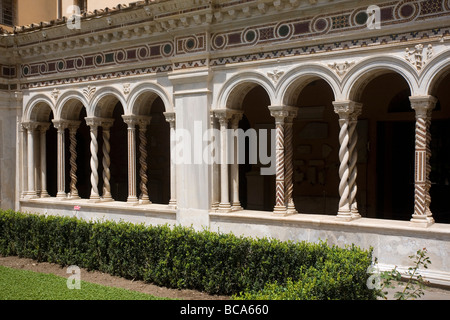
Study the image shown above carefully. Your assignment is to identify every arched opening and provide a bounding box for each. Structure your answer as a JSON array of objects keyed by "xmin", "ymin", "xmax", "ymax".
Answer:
[
  {"xmin": 358, "ymin": 72, "xmax": 414, "ymax": 220},
  {"xmin": 131, "ymin": 90, "xmax": 171, "ymax": 205},
  {"xmin": 291, "ymin": 79, "xmax": 339, "ymax": 214},
  {"xmin": 429, "ymin": 70, "xmax": 450, "ymax": 224},
  {"xmin": 28, "ymin": 101, "xmax": 56, "ymax": 198},
  {"xmin": 237, "ymin": 85, "xmax": 275, "ymax": 211}
]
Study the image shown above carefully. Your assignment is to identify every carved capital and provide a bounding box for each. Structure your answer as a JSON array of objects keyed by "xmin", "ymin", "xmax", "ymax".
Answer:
[
  {"xmin": 52, "ymin": 119, "xmax": 69, "ymax": 131},
  {"xmin": 268, "ymin": 106, "xmax": 297, "ymax": 123},
  {"xmin": 410, "ymin": 95, "xmax": 437, "ymax": 118},
  {"xmin": 163, "ymin": 112, "xmax": 176, "ymax": 124},
  {"xmin": 121, "ymin": 115, "xmax": 137, "ymax": 128},
  {"xmin": 333, "ymin": 101, "xmax": 362, "ymax": 119}
]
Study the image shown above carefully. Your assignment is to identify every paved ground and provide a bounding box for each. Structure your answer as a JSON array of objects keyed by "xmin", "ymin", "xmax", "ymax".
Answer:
[{"xmin": 383, "ymin": 283, "xmax": 450, "ymax": 300}]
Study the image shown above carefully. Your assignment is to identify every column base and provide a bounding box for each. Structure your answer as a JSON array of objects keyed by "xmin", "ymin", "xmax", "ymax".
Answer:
[
  {"xmin": 100, "ymin": 197, "xmax": 114, "ymax": 202},
  {"xmin": 56, "ymin": 192, "xmax": 68, "ymax": 199},
  {"xmin": 218, "ymin": 203, "xmax": 232, "ymax": 213},
  {"xmin": 40, "ymin": 191, "xmax": 50, "ymax": 198},
  {"xmin": 127, "ymin": 197, "xmax": 139, "ymax": 205},
  {"xmin": 231, "ymin": 202, "xmax": 243, "ymax": 211},
  {"xmin": 139, "ymin": 199, "xmax": 152, "ymax": 205},
  {"xmin": 67, "ymin": 193, "xmax": 80, "ymax": 200},
  {"xmin": 273, "ymin": 206, "xmax": 287, "ymax": 214},
  {"xmin": 210, "ymin": 202, "xmax": 219, "ymax": 211},
  {"xmin": 24, "ymin": 192, "xmax": 39, "ymax": 200},
  {"xmin": 410, "ymin": 214, "xmax": 435, "ymax": 227},
  {"xmin": 336, "ymin": 210, "xmax": 355, "ymax": 221},
  {"xmin": 168, "ymin": 199, "xmax": 177, "ymax": 209}
]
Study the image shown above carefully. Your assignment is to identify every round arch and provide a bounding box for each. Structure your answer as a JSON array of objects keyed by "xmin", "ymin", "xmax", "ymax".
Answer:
[
  {"xmin": 126, "ymin": 82, "xmax": 173, "ymax": 116},
  {"xmin": 420, "ymin": 49, "xmax": 450, "ymax": 96},
  {"xmin": 215, "ymin": 71, "xmax": 276, "ymax": 110},
  {"xmin": 55, "ymin": 91, "xmax": 89, "ymax": 121},
  {"xmin": 342, "ymin": 56, "xmax": 419, "ymax": 102},
  {"xmin": 89, "ymin": 87, "xmax": 127, "ymax": 118},
  {"xmin": 277, "ymin": 64, "xmax": 341, "ymax": 105},
  {"xmin": 24, "ymin": 94, "xmax": 55, "ymax": 122}
]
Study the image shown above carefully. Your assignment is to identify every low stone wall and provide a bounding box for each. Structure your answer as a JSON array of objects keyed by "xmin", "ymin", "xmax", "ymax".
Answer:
[{"xmin": 20, "ymin": 199, "xmax": 450, "ymax": 287}]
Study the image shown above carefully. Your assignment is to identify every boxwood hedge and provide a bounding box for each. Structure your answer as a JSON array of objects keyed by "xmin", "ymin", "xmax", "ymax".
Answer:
[{"xmin": 0, "ymin": 210, "xmax": 379, "ymax": 299}]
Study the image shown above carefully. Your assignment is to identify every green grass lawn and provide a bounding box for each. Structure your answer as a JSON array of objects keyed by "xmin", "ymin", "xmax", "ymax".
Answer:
[{"xmin": 0, "ymin": 265, "xmax": 171, "ymax": 300}]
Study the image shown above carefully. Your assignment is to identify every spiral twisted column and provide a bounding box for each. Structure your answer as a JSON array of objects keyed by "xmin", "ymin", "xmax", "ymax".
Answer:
[
  {"xmin": 284, "ymin": 109, "xmax": 298, "ymax": 214},
  {"xmin": 137, "ymin": 117, "xmax": 152, "ymax": 204},
  {"xmin": 333, "ymin": 102, "xmax": 356, "ymax": 220},
  {"xmin": 348, "ymin": 104, "xmax": 362, "ymax": 219},
  {"xmin": 269, "ymin": 107, "xmax": 290, "ymax": 214},
  {"xmin": 67, "ymin": 121, "xmax": 81, "ymax": 199},
  {"xmin": 410, "ymin": 96, "xmax": 437, "ymax": 226},
  {"xmin": 52, "ymin": 120, "xmax": 68, "ymax": 199},
  {"xmin": 101, "ymin": 119, "xmax": 114, "ymax": 201},
  {"xmin": 122, "ymin": 115, "xmax": 139, "ymax": 205},
  {"xmin": 38, "ymin": 123, "xmax": 51, "ymax": 198},
  {"xmin": 23, "ymin": 122, "xmax": 39, "ymax": 199},
  {"xmin": 85, "ymin": 118, "xmax": 100, "ymax": 201},
  {"xmin": 164, "ymin": 112, "xmax": 177, "ymax": 208}
]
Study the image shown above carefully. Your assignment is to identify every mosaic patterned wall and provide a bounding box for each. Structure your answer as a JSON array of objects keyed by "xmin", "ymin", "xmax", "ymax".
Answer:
[{"xmin": 1, "ymin": 0, "xmax": 449, "ymax": 85}]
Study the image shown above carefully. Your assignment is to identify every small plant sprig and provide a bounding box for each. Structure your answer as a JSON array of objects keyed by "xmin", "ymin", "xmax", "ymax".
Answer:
[{"xmin": 378, "ymin": 248, "xmax": 431, "ymax": 300}]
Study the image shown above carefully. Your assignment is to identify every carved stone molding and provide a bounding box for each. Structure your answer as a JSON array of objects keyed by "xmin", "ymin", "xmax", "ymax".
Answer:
[
  {"xmin": 405, "ymin": 44, "xmax": 433, "ymax": 71},
  {"xmin": 328, "ymin": 61, "xmax": 355, "ymax": 77},
  {"xmin": 267, "ymin": 68, "xmax": 284, "ymax": 83},
  {"xmin": 83, "ymin": 85, "xmax": 96, "ymax": 101}
]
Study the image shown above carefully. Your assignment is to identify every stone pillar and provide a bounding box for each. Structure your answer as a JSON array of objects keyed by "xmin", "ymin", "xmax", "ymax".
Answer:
[
  {"xmin": 85, "ymin": 118, "xmax": 100, "ymax": 201},
  {"xmin": 284, "ymin": 110, "xmax": 297, "ymax": 214},
  {"xmin": 122, "ymin": 115, "xmax": 139, "ymax": 204},
  {"xmin": 67, "ymin": 121, "xmax": 81, "ymax": 199},
  {"xmin": 209, "ymin": 112, "xmax": 220, "ymax": 211},
  {"xmin": 38, "ymin": 123, "xmax": 51, "ymax": 198},
  {"xmin": 20, "ymin": 123, "xmax": 28, "ymax": 199},
  {"xmin": 137, "ymin": 116, "xmax": 152, "ymax": 204},
  {"xmin": 23, "ymin": 122, "xmax": 38, "ymax": 199},
  {"xmin": 214, "ymin": 109, "xmax": 232, "ymax": 212},
  {"xmin": 100, "ymin": 119, "xmax": 114, "ymax": 202},
  {"xmin": 230, "ymin": 112, "xmax": 243, "ymax": 211},
  {"xmin": 52, "ymin": 120, "xmax": 68, "ymax": 199},
  {"xmin": 164, "ymin": 112, "xmax": 177, "ymax": 208},
  {"xmin": 410, "ymin": 95, "xmax": 437, "ymax": 226},
  {"xmin": 348, "ymin": 105, "xmax": 362, "ymax": 218},
  {"xmin": 333, "ymin": 101, "xmax": 362, "ymax": 221}
]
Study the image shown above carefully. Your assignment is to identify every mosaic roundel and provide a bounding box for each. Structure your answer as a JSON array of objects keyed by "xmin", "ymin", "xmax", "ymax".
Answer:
[
  {"xmin": 212, "ymin": 34, "xmax": 226, "ymax": 49},
  {"xmin": 394, "ymin": 1, "xmax": 419, "ymax": 20},
  {"xmin": 185, "ymin": 37, "xmax": 197, "ymax": 51},
  {"xmin": 276, "ymin": 24, "xmax": 292, "ymax": 38},
  {"xmin": 162, "ymin": 43, "xmax": 173, "ymax": 57},
  {"xmin": 311, "ymin": 17, "xmax": 330, "ymax": 33},
  {"xmin": 243, "ymin": 29, "xmax": 257, "ymax": 43}
]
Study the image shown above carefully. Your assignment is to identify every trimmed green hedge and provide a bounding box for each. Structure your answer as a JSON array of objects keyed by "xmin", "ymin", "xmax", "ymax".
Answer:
[{"xmin": 0, "ymin": 210, "xmax": 379, "ymax": 299}]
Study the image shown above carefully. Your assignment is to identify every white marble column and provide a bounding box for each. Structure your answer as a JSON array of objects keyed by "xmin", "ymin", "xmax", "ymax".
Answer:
[
  {"xmin": 137, "ymin": 116, "xmax": 152, "ymax": 204},
  {"xmin": 122, "ymin": 115, "xmax": 139, "ymax": 205},
  {"xmin": 38, "ymin": 123, "xmax": 51, "ymax": 198},
  {"xmin": 333, "ymin": 101, "xmax": 362, "ymax": 221},
  {"xmin": 23, "ymin": 122, "xmax": 38, "ymax": 199},
  {"xmin": 230, "ymin": 112, "xmax": 243, "ymax": 211},
  {"xmin": 214, "ymin": 109, "xmax": 232, "ymax": 212},
  {"xmin": 101, "ymin": 119, "xmax": 114, "ymax": 202},
  {"xmin": 52, "ymin": 120, "xmax": 68, "ymax": 199},
  {"xmin": 410, "ymin": 95, "xmax": 437, "ymax": 227},
  {"xmin": 164, "ymin": 112, "xmax": 177, "ymax": 208},
  {"xmin": 20, "ymin": 123, "xmax": 28, "ymax": 199},
  {"xmin": 209, "ymin": 112, "xmax": 220, "ymax": 211},
  {"xmin": 67, "ymin": 121, "xmax": 81, "ymax": 199},
  {"xmin": 85, "ymin": 117, "xmax": 100, "ymax": 201},
  {"xmin": 348, "ymin": 104, "xmax": 362, "ymax": 219}
]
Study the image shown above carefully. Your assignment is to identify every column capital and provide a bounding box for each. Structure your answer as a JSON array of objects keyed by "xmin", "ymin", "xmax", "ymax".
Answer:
[
  {"xmin": 66, "ymin": 120, "xmax": 81, "ymax": 131},
  {"xmin": 136, "ymin": 116, "xmax": 152, "ymax": 128},
  {"xmin": 121, "ymin": 115, "xmax": 138, "ymax": 128},
  {"xmin": 269, "ymin": 106, "xmax": 297, "ymax": 122},
  {"xmin": 163, "ymin": 112, "xmax": 176, "ymax": 124},
  {"xmin": 100, "ymin": 118, "xmax": 115, "ymax": 130},
  {"xmin": 36, "ymin": 122, "xmax": 51, "ymax": 132},
  {"xmin": 213, "ymin": 108, "xmax": 240, "ymax": 123},
  {"xmin": 410, "ymin": 95, "xmax": 437, "ymax": 117},
  {"xmin": 22, "ymin": 121, "xmax": 40, "ymax": 131},
  {"xmin": 85, "ymin": 117, "xmax": 102, "ymax": 128},
  {"xmin": 230, "ymin": 111, "xmax": 244, "ymax": 127},
  {"xmin": 333, "ymin": 101, "xmax": 362, "ymax": 119},
  {"xmin": 52, "ymin": 119, "xmax": 69, "ymax": 131}
]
